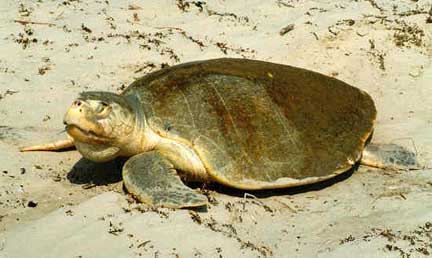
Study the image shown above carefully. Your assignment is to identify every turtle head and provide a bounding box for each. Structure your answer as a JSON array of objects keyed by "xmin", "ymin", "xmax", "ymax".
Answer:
[{"xmin": 64, "ymin": 91, "xmax": 136, "ymax": 162}]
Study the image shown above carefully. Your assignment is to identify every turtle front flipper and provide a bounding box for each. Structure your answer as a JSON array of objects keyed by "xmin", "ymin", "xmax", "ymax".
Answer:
[
  {"xmin": 122, "ymin": 151, "xmax": 208, "ymax": 208},
  {"xmin": 20, "ymin": 138, "xmax": 75, "ymax": 152},
  {"xmin": 361, "ymin": 143, "xmax": 421, "ymax": 170}
]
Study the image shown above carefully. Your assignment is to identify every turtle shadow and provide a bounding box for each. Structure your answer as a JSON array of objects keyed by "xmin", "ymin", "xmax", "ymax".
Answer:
[
  {"xmin": 66, "ymin": 157, "xmax": 358, "ymax": 207},
  {"xmin": 203, "ymin": 163, "xmax": 359, "ymax": 198},
  {"xmin": 67, "ymin": 157, "xmax": 127, "ymax": 185}
]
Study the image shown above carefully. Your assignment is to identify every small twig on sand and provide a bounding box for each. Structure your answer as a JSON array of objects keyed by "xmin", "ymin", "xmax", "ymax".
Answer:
[
  {"xmin": 274, "ymin": 199, "xmax": 297, "ymax": 213},
  {"xmin": 279, "ymin": 24, "xmax": 295, "ymax": 36},
  {"xmin": 154, "ymin": 26, "xmax": 184, "ymax": 32},
  {"xmin": 14, "ymin": 19, "xmax": 55, "ymax": 26},
  {"xmin": 82, "ymin": 183, "xmax": 97, "ymax": 189},
  {"xmin": 242, "ymin": 193, "xmax": 273, "ymax": 213},
  {"xmin": 276, "ymin": 1, "xmax": 294, "ymax": 8}
]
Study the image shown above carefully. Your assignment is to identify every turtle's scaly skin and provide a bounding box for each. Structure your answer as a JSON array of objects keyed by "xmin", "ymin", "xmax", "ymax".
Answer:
[{"xmin": 122, "ymin": 58, "xmax": 376, "ymax": 189}]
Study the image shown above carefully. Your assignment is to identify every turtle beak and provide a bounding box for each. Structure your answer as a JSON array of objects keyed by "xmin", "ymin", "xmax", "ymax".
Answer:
[
  {"xmin": 63, "ymin": 99, "xmax": 107, "ymax": 143},
  {"xmin": 63, "ymin": 99, "xmax": 89, "ymax": 129}
]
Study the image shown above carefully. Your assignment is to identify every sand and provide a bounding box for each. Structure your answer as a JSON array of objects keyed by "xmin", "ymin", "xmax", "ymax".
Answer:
[{"xmin": 0, "ymin": 0, "xmax": 431, "ymax": 257}]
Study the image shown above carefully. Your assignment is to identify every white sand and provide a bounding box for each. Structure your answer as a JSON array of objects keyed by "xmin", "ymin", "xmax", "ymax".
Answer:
[{"xmin": 1, "ymin": 0, "xmax": 432, "ymax": 257}]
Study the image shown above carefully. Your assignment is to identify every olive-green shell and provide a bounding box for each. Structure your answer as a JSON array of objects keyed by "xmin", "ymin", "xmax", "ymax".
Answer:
[{"xmin": 122, "ymin": 58, "xmax": 376, "ymax": 189}]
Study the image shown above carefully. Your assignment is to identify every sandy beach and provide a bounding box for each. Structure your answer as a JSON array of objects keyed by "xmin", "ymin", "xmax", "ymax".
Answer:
[{"xmin": 1, "ymin": 0, "xmax": 432, "ymax": 257}]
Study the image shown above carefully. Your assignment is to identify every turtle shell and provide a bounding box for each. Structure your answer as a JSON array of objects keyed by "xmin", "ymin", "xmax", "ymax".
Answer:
[{"xmin": 122, "ymin": 58, "xmax": 376, "ymax": 189}]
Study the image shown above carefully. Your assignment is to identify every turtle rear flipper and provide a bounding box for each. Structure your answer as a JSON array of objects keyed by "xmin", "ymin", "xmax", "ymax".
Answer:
[
  {"xmin": 123, "ymin": 151, "xmax": 208, "ymax": 208},
  {"xmin": 361, "ymin": 143, "xmax": 420, "ymax": 170},
  {"xmin": 20, "ymin": 138, "xmax": 75, "ymax": 152}
]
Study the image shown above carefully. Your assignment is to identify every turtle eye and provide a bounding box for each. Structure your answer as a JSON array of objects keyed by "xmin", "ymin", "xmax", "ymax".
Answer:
[{"xmin": 96, "ymin": 101, "xmax": 110, "ymax": 114}]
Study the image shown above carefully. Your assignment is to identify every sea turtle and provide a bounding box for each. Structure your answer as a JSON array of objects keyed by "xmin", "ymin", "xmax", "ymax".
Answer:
[{"xmin": 21, "ymin": 58, "xmax": 418, "ymax": 208}]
